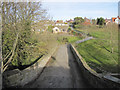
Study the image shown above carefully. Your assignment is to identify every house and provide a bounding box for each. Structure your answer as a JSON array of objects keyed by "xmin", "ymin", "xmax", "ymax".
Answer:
[
  {"xmin": 112, "ymin": 17, "xmax": 117, "ymax": 23},
  {"xmin": 31, "ymin": 20, "xmax": 55, "ymax": 32},
  {"xmin": 32, "ymin": 19, "xmax": 69, "ymax": 33},
  {"xmin": 105, "ymin": 18, "xmax": 111, "ymax": 25},
  {"xmin": 66, "ymin": 19, "xmax": 74, "ymax": 23},
  {"xmin": 111, "ymin": 16, "xmax": 120, "ymax": 24},
  {"xmin": 83, "ymin": 17, "xmax": 91, "ymax": 25},
  {"xmin": 52, "ymin": 27, "xmax": 61, "ymax": 33},
  {"xmin": 52, "ymin": 25, "xmax": 69, "ymax": 34},
  {"xmin": 55, "ymin": 20, "xmax": 69, "ymax": 26},
  {"xmin": 65, "ymin": 19, "xmax": 74, "ymax": 27},
  {"xmin": 115, "ymin": 16, "xmax": 120, "ymax": 24}
]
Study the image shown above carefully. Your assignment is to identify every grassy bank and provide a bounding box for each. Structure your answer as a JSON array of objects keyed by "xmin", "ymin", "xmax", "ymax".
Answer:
[
  {"xmin": 24, "ymin": 32, "xmax": 83, "ymax": 66},
  {"xmin": 75, "ymin": 24, "xmax": 119, "ymax": 73},
  {"xmin": 8, "ymin": 32, "xmax": 82, "ymax": 70},
  {"xmin": 57, "ymin": 35, "xmax": 83, "ymax": 44}
]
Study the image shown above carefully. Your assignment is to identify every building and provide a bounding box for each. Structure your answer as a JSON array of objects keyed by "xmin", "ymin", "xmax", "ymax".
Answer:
[
  {"xmin": 32, "ymin": 19, "xmax": 69, "ymax": 33},
  {"xmin": 55, "ymin": 20, "xmax": 69, "ymax": 26},
  {"xmin": 111, "ymin": 16, "xmax": 120, "ymax": 24},
  {"xmin": 31, "ymin": 20, "xmax": 55, "ymax": 32},
  {"xmin": 66, "ymin": 19, "xmax": 74, "ymax": 23},
  {"xmin": 105, "ymin": 18, "xmax": 111, "ymax": 25},
  {"xmin": 112, "ymin": 17, "xmax": 117, "ymax": 23},
  {"xmin": 52, "ymin": 26, "xmax": 68, "ymax": 34},
  {"xmin": 83, "ymin": 17, "xmax": 91, "ymax": 25},
  {"xmin": 52, "ymin": 27, "xmax": 60, "ymax": 33}
]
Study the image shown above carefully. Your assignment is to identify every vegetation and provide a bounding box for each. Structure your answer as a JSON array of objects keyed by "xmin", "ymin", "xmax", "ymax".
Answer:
[
  {"xmin": 97, "ymin": 17, "xmax": 106, "ymax": 27},
  {"xmin": 72, "ymin": 17, "xmax": 84, "ymax": 28},
  {"xmin": 48, "ymin": 25, "xmax": 54, "ymax": 33},
  {"xmin": 2, "ymin": 2, "xmax": 82, "ymax": 72},
  {"xmin": 92, "ymin": 19, "xmax": 96, "ymax": 25},
  {"xmin": 57, "ymin": 35, "xmax": 83, "ymax": 44},
  {"xmin": 67, "ymin": 27, "xmax": 72, "ymax": 32},
  {"xmin": 2, "ymin": 2, "xmax": 48, "ymax": 72},
  {"xmin": 2, "ymin": 2, "xmax": 117, "ymax": 74},
  {"xmin": 74, "ymin": 23, "xmax": 119, "ymax": 73}
]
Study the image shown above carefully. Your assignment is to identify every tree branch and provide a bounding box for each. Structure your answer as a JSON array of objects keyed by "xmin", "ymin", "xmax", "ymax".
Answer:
[{"xmin": 3, "ymin": 32, "xmax": 19, "ymax": 72}]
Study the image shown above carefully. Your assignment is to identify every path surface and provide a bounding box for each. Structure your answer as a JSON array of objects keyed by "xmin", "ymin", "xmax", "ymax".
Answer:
[
  {"xmin": 70, "ymin": 27, "xmax": 93, "ymax": 44},
  {"xmin": 24, "ymin": 44, "xmax": 92, "ymax": 88},
  {"xmin": 76, "ymin": 37, "xmax": 93, "ymax": 44}
]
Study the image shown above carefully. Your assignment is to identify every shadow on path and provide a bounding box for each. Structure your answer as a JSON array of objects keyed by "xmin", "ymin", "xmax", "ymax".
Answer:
[
  {"xmin": 67, "ymin": 44, "xmax": 93, "ymax": 88},
  {"xmin": 24, "ymin": 44, "xmax": 93, "ymax": 88}
]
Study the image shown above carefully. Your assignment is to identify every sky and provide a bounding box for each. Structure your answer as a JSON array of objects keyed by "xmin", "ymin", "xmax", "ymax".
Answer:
[
  {"xmin": 41, "ymin": 0, "xmax": 119, "ymax": 21},
  {"xmin": 42, "ymin": 0, "xmax": 119, "ymax": 2}
]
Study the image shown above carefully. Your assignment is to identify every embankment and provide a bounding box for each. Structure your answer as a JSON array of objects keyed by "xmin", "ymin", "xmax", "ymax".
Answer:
[{"xmin": 70, "ymin": 44, "xmax": 120, "ymax": 88}]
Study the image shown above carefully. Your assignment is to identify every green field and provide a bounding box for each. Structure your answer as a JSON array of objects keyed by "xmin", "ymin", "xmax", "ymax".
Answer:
[
  {"xmin": 75, "ymin": 24, "xmax": 119, "ymax": 73},
  {"xmin": 57, "ymin": 35, "xmax": 83, "ymax": 44}
]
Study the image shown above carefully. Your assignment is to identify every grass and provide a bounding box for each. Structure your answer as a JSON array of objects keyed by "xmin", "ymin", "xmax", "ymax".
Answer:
[
  {"xmin": 57, "ymin": 34, "xmax": 83, "ymax": 44},
  {"xmin": 76, "ymin": 39, "xmax": 118, "ymax": 73},
  {"xmin": 8, "ymin": 32, "xmax": 59, "ymax": 70},
  {"xmin": 8, "ymin": 31, "xmax": 82, "ymax": 70},
  {"xmin": 75, "ymin": 24, "xmax": 119, "ymax": 73},
  {"xmin": 29, "ymin": 32, "xmax": 83, "ymax": 65},
  {"xmin": 22, "ymin": 32, "xmax": 59, "ymax": 65},
  {"xmin": 67, "ymin": 36, "xmax": 83, "ymax": 43}
]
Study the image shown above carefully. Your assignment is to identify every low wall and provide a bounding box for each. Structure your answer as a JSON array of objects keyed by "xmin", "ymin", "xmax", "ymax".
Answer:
[
  {"xmin": 3, "ymin": 45, "xmax": 58, "ymax": 88},
  {"xmin": 70, "ymin": 44, "xmax": 120, "ymax": 88}
]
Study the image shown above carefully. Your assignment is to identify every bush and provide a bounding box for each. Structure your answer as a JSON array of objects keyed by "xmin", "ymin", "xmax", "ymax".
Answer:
[
  {"xmin": 48, "ymin": 25, "xmax": 54, "ymax": 33},
  {"xmin": 67, "ymin": 27, "xmax": 71, "ymax": 32},
  {"xmin": 97, "ymin": 17, "xmax": 106, "ymax": 27}
]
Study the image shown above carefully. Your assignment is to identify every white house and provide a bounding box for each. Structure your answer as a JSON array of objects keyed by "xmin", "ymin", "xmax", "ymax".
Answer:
[
  {"xmin": 115, "ymin": 18, "xmax": 120, "ymax": 24},
  {"xmin": 52, "ymin": 27, "xmax": 61, "ymax": 33}
]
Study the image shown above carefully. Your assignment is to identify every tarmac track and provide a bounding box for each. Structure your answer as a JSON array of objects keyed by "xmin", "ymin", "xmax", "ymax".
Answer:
[{"xmin": 24, "ymin": 44, "xmax": 92, "ymax": 88}]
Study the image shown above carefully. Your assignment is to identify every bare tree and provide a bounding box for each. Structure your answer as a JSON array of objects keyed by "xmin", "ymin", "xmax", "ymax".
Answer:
[{"xmin": 2, "ymin": 1, "xmax": 48, "ymax": 72}]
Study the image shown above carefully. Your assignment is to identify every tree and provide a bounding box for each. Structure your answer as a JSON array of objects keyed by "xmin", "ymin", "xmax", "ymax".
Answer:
[
  {"xmin": 74, "ymin": 17, "xmax": 84, "ymax": 24},
  {"xmin": 72, "ymin": 17, "xmax": 84, "ymax": 28},
  {"xmin": 67, "ymin": 27, "xmax": 72, "ymax": 32},
  {"xmin": 2, "ymin": 2, "xmax": 48, "ymax": 72},
  {"xmin": 92, "ymin": 19, "xmax": 96, "ymax": 25},
  {"xmin": 97, "ymin": 17, "xmax": 106, "ymax": 26},
  {"xmin": 47, "ymin": 25, "xmax": 54, "ymax": 33}
]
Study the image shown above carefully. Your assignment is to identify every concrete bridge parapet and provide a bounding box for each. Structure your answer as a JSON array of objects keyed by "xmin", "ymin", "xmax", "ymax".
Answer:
[
  {"xmin": 2, "ymin": 45, "xmax": 58, "ymax": 88},
  {"xmin": 70, "ymin": 44, "xmax": 120, "ymax": 88}
]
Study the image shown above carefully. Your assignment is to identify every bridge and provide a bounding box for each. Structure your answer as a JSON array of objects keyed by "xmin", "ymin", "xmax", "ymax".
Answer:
[
  {"xmin": 2, "ymin": 31, "xmax": 120, "ymax": 88},
  {"xmin": 23, "ymin": 44, "xmax": 92, "ymax": 88}
]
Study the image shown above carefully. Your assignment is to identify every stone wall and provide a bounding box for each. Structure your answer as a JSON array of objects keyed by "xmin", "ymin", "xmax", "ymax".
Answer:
[
  {"xmin": 70, "ymin": 44, "xmax": 120, "ymax": 88},
  {"xmin": 3, "ymin": 45, "xmax": 58, "ymax": 88}
]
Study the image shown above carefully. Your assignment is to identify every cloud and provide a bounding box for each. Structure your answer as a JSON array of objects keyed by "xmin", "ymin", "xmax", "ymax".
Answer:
[{"xmin": 42, "ymin": 0, "xmax": 119, "ymax": 2}]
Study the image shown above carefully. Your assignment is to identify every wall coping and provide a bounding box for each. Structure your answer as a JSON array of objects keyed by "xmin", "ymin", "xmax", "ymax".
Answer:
[
  {"xmin": 70, "ymin": 44, "xmax": 100, "ymax": 76},
  {"xmin": 3, "ymin": 45, "xmax": 58, "ymax": 88}
]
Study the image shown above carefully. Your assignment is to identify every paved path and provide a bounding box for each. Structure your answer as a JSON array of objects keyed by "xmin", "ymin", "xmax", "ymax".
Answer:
[
  {"xmin": 70, "ymin": 27, "xmax": 93, "ymax": 44},
  {"xmin": 24, "ymin": 44, "xmax": 92, "ymax": 88},
  {"xmin": 76, "ymin": 37, "xmax": 93, "ymax": 44}
]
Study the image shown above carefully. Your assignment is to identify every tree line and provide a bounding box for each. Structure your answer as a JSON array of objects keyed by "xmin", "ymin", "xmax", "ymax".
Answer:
[{"xmin": 72, "ymin": 17, "xmax": 106, "ymax": 28}]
